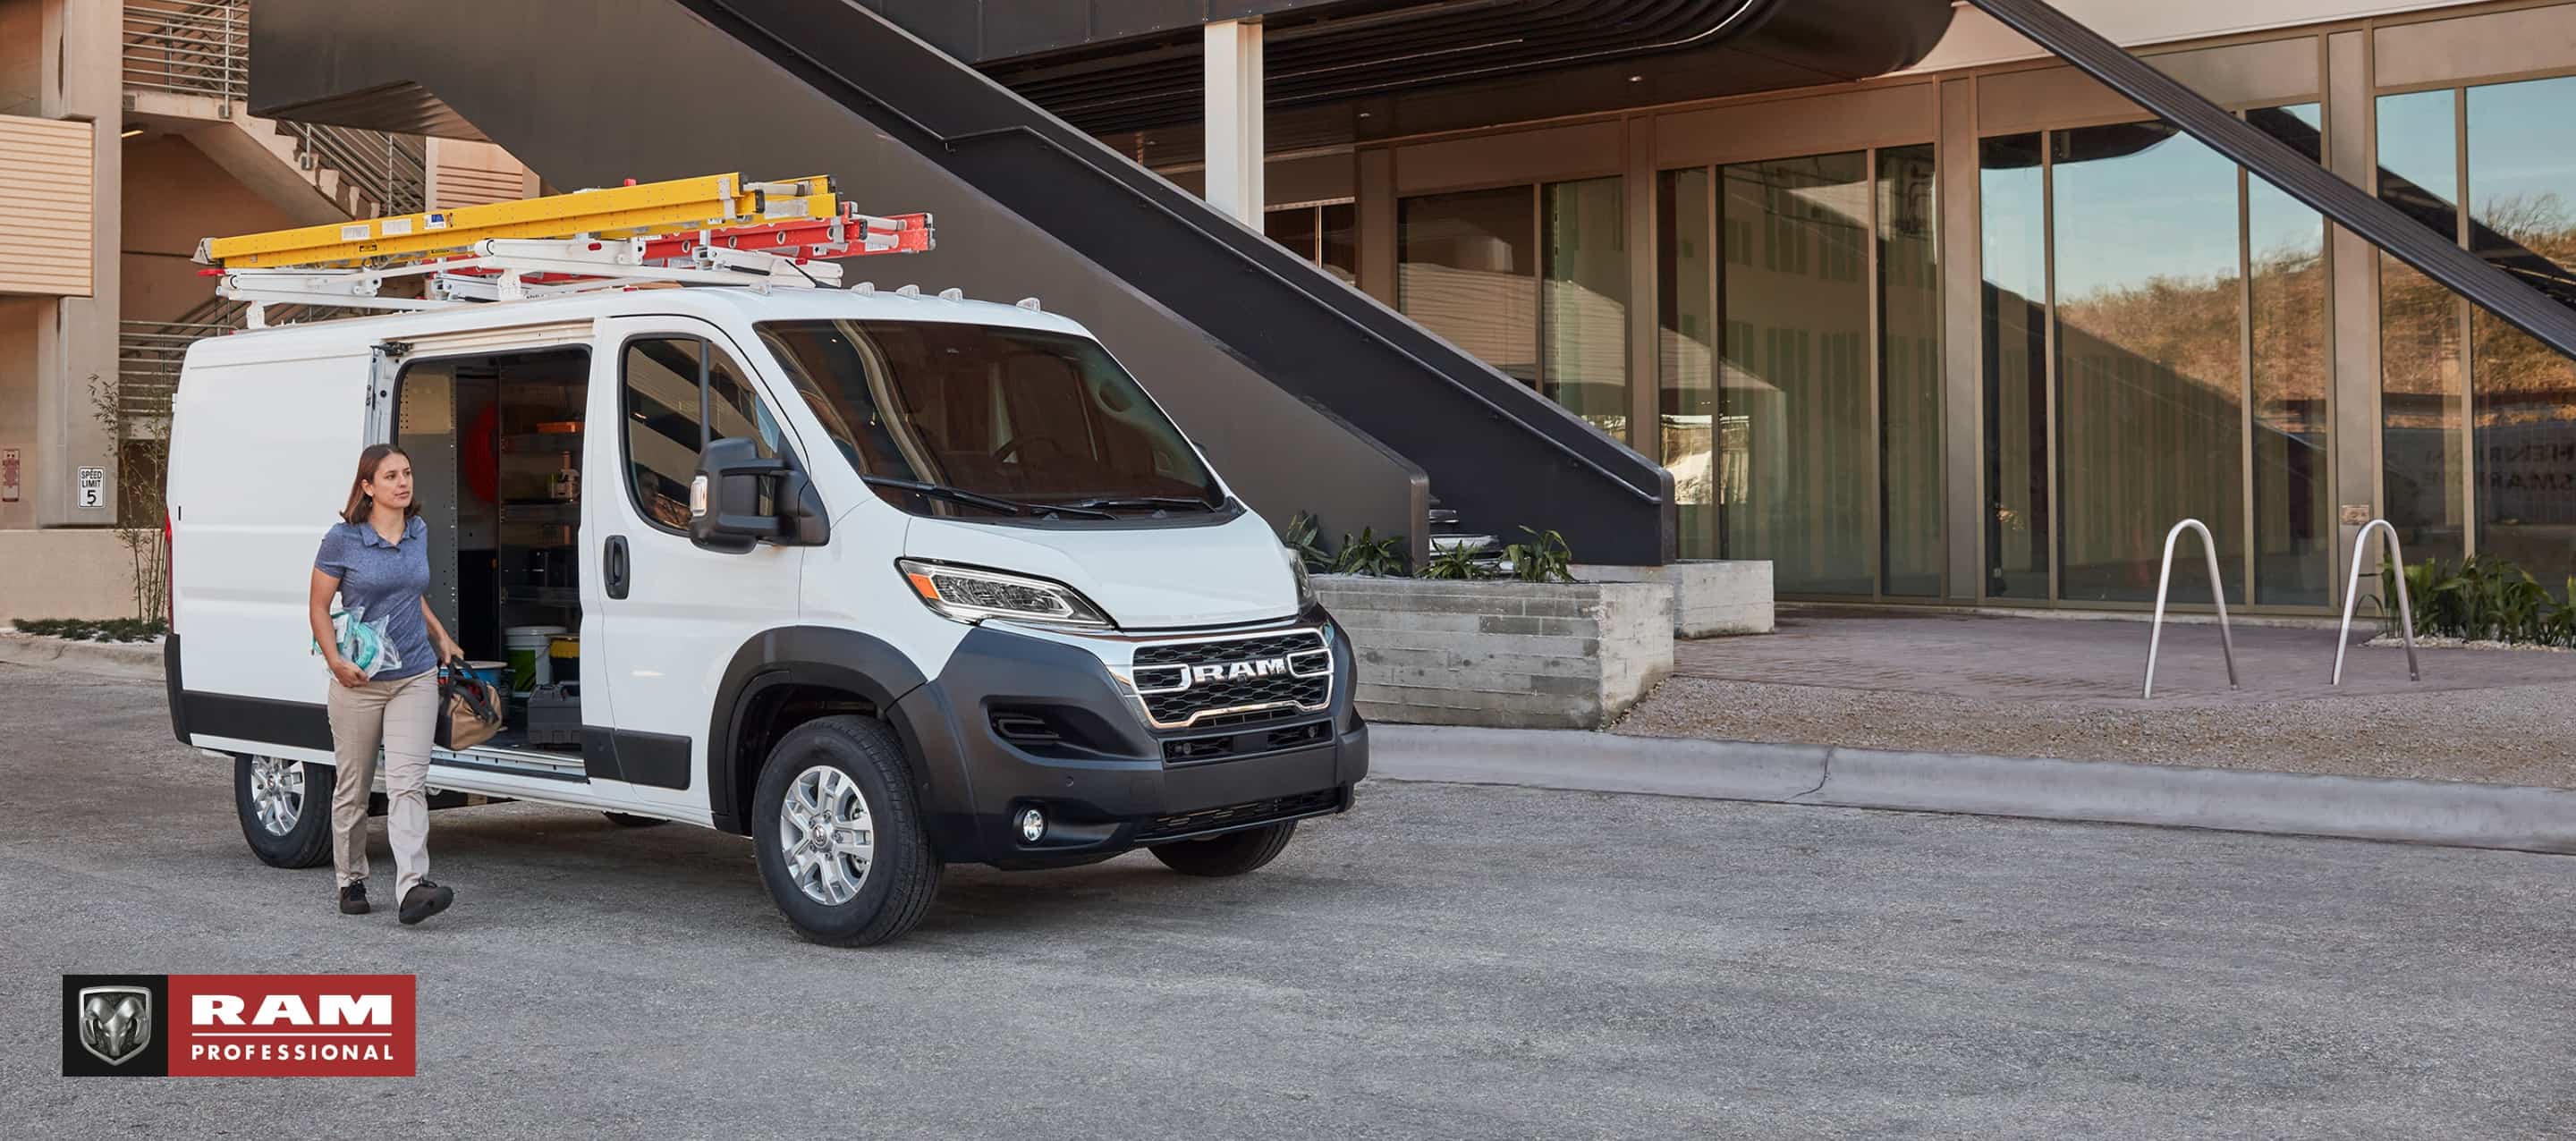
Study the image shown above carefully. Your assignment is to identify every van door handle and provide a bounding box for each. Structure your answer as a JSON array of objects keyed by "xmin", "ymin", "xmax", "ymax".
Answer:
[{"xmin": 605, "ymin": 535, "xmax": 630, "ymax": 599}]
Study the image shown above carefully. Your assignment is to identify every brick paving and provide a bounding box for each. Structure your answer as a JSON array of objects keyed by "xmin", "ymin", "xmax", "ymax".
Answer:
[
  {"xmin": 1671, "ymin": 608, "xmax": 2576, "ymax": 706},
  {"xmin": 1626, "ymin": 608, "xmax": 2576, "ymax": 785}
]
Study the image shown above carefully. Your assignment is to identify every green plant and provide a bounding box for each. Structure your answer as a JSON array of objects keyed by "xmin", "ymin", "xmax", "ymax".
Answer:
[
  {"xmin": 1417, "ymin": 542, "xmax": 1492, "ymax": 580},
  {"xmin": 1330, "ymin": 527, "xmax": 1410, "ymax": 577},
  {"xmin": 13, "ymin": 617, "xmax": 169, "ymax": 643},
  {"xmin": 1283, "ymin": 511, "xmax": 1332, "ymax": 572},
  {"xmin": 1500, "ymin": 526, "xmax": 1574, "ymax": 584},
  {"xmin": 2374, "ymin": 555, "xmax": 2576, "ymax": 647}
]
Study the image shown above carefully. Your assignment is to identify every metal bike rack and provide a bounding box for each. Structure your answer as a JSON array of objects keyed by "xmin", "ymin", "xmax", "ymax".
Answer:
[
  {"xmin": 2332, "ymin": 518, "xmax": 2422, "ymax": 687},
  {"xmin": 2142, "ymin": 518, "xmax": 2239, "ymax": 699}
]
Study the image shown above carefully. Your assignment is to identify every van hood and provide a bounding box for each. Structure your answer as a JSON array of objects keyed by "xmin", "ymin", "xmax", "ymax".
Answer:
[{"xmin": 901, "ymin": 508, "xmax": 1301, "ymax": 630}]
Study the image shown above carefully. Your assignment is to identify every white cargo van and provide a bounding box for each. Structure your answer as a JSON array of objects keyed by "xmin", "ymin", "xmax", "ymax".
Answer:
[{"xmin": 165, "ymin": 281, "xmax": 1366, "ymax": 945}]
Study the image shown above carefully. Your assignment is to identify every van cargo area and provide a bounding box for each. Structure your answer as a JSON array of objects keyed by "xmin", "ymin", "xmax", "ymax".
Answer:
[{"xmin": 395, "ymin": 347, "xmax": 589, "ymax": 753}]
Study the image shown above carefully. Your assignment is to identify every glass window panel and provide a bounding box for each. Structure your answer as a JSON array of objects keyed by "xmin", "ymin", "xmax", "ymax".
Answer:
[
  {"xmin": 1657, "ymin": 167, "xmax": 1717, "ymax": 560},
  {"xmin": 1720, "ymin": 152, "xmax": 1872, "ymax": 595},
  {"xmin": 2248, "ymin": 104, "xmax": 2332, "ymax": 605},
  {"xmin": 2467, "ymin": 76, "xmax": 2576, "ymax": 587},
  {"xmin": 1320, "ymin": 202, "xmax": 1359, "ymax": 285},
  {"xmin": 1264, "ymin": 206, "xmax": 1318, "ymax": 262},
  {"xmin": 1877, "ymin": 143, "xmax": 1942, "ymax": 596},
  {"xmin": 1398, "ymin": 187, "xmax": 1538, "ymax": 384},
  {"xmin": 1540, "ymin": 176, "xmax": 1629, "ymax": 437},
  {"xmin": 2051, "ymin": 122, "xmax": 2244, "ymax": 604},
  {"xmin": 1979, "ymin": 132, "xmax": 2050, "ymax": 601},
  {"xmin": 2377, "ymin": 89, "xmax": 2467, "ymax": 569}
]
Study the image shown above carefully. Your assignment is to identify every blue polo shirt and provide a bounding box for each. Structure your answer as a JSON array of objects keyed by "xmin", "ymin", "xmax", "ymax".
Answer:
[{"xmin": 314, "ymin": 515, "xmax": 436, "ymax": 680}]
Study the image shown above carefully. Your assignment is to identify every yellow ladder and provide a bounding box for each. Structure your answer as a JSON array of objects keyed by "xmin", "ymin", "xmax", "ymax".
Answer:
[{"xmin": 196, "ymin": 173, "xmax": 839, "ymax": 269}]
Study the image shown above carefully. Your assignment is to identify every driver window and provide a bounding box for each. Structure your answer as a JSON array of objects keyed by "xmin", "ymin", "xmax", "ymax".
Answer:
[{"xmin": 621, "ymin": 336, "xmax": 783, "ymax": 533}]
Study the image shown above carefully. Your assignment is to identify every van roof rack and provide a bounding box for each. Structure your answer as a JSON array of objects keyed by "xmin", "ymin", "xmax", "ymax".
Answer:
[{"xmin": 194, "ymin": 171, "xmax": 933, "ymax": 327}]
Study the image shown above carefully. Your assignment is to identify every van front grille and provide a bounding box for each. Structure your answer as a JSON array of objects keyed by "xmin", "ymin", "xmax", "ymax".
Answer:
[{"xmin": 1127, "ymin": 629, "xmax": 1330, "ymax": 728}]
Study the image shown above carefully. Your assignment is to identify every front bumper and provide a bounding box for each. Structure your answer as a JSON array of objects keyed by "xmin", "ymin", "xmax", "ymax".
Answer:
[{"xmin": 889, "ymin": 607, "xmax": 1368, "ymax": 866}]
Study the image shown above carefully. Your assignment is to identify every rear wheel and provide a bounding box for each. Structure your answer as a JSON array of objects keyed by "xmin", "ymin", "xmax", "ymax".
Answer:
[
  {"xmin": 235, "ymin": 755, "xmax": 335, "ymax": 869},
  {"xmin": 1149, "ymin": 821, "xmax": 1297, "ymax": 877},
  {"xmin": 750, "ymin": 716, "xmax": 940, "ymax": 946}
]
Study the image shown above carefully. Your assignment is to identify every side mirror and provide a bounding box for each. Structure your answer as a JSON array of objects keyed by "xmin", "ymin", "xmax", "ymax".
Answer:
[{"xmin": 689, "ymin": 437, "xmax": 828, "ymax": 553}]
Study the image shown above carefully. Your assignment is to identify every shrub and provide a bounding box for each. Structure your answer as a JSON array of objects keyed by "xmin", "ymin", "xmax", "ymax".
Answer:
[
  {"xmin": 1501, "ymin": 526, "xmax": 1575, "ymax": 584},
  {"xmin": 1330, "ymin": 527, "xmax": 1410, "ymax": 577},
  {"xmin": 13, "ymin": 617, "xmax": 169, "ymax": 643},
  {"xmin": 2375, "ymin": 555, "xmax": 2576, "ymax": 647},
  {"xmin": 1416, "ymin": 543, "xmax": 1493, "ymax": 580}
]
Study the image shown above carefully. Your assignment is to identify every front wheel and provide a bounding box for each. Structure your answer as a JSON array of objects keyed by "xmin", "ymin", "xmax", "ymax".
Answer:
[
  {"xmin": 235, "ymin": 755, "xmax": 335, "ymax": 868},
  {"xmin": 1149, "ymin": 821, "xmax": 1297, "ymax": 877},
  {"xmin": 750, "ymin": 716, "xmax": 941, "ymax": 946}
]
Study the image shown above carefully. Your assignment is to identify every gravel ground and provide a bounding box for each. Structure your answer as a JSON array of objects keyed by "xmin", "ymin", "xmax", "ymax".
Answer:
[
  {"xmin": 1614, "ymin": 674, "xmax": 2576, "ymax": 786},
  {"xmin": 11, "ymin": 663, "xmax": 2576, "ymax": 1137}
]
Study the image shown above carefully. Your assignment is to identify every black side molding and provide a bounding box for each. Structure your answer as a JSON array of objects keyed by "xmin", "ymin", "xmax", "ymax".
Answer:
[
  {"xmin": 181, "ymin": 691, "xmax": 334, "ymax": 753},
  {"xmin": 612, "ymin": 730, "xmax": 693, "ymax": 790},
  {"xmin": 1967, "ymin": 0, "xmax": 2576, "ymax": 359},
  {"xmin": 165, "ymin": 635, "xmax": 188, "ymax": 745}
]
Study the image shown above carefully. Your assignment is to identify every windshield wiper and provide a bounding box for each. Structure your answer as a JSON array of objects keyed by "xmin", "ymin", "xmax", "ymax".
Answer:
[
  {"xmin": 1061, "ymin": 495, "xmax": 1220, "ymax": 513},
  {"xmin": 861, "ymin": 476, "xmax": 1115, "ymax": 520}
]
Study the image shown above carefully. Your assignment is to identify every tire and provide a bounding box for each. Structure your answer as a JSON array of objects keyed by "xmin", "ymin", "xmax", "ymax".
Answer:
[
  {"xmin": 1149, "ymin": 821, "xmax": 1297, "ymax": 877},
  {"xmin": 750, "ymin": 715, "xmax": 941, "ymax": 946},
  {"xmin": 235, "ymin": 755, "xmax": 335, "ymax": 869},
  {"xmin": 602, "ymin": 812, "xmax": 667, "ymax": 828}
]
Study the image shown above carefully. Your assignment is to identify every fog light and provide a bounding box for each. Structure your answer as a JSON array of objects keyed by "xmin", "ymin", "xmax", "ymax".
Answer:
[{"xmin": 1017, "ymin": 807, "xmax": 1046, "ymax": 843}]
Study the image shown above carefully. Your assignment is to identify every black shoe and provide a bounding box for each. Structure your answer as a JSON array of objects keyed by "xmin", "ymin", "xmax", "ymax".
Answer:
[
  {"xmin": 339, "ymin": 882, "xmax": 370, "ymax": 916},
  {"xmin": 398, "ymin": 881, "xmax": 454, "ymax": 926}
]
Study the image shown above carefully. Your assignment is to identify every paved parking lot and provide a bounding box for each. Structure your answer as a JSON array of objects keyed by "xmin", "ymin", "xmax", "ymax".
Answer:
[{"xmin": 5, "ymin": 663, "xmax": 2572, "ymax": 1138}]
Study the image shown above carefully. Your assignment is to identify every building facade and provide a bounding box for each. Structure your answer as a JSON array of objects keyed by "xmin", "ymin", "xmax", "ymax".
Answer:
[
  {"xmin": 1136, "ymin": 0, "xmax": 2576, "ymax": 613},
  {"xmin": 6, "ymin": 0, "xmax": 2572, "ymax": 621},
  {"xmin": 0, "ymin": 0, "xmax": 532, "ymax": 619}
]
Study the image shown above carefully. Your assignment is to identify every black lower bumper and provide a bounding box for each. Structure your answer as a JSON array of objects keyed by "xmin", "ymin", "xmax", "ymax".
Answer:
[{"xmin": 889, "ymin": 612, "xmax": 1368, "ymax": 866}]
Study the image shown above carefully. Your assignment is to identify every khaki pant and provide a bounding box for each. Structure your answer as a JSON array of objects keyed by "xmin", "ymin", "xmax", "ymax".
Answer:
[{"xmin": 325, "ymin": 670, "xmax": 437, "ymax": 902}]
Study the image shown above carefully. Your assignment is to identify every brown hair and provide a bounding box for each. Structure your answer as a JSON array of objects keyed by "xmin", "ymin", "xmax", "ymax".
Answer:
[{"xmin": 339, "ymin": 444, "xmax": 421, "ymax": 525}]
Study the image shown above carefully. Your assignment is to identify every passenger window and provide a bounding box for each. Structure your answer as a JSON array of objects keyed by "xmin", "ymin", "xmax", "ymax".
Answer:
[{"xmin": 621, "ymin": 336, "xmax": 786, "ymax": 533}]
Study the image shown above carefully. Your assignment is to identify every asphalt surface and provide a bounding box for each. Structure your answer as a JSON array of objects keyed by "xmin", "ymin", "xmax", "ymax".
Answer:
[{"xmin": 6, "ymin": 663, "xmax": 2573, "ymax": 1138}]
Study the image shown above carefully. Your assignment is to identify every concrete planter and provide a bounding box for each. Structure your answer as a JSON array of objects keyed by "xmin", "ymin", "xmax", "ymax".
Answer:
[
  {"xmin": 1314, "ymin": 575, "xmax": 1674, "ymax": 730},
  {"xmin": 1574, "ymin": 561, "xmax": 1774, "ymax": 637}
]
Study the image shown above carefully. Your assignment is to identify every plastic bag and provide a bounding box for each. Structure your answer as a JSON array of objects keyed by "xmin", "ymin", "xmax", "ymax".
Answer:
[{"xmin": 312, "ymin": 601, "xmax": 402, "ymax": 680}]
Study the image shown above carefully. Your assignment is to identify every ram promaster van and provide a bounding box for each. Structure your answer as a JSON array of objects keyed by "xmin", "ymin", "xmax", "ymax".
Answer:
[{"xmin": 165, "ymin": 175, "xmax": 1365, "ymax": 945}]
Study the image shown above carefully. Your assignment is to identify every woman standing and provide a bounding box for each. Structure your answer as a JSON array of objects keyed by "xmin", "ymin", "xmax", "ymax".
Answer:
[{"xmin": 308, "ymin": 444, "xmax": 465, "ymax": 925}]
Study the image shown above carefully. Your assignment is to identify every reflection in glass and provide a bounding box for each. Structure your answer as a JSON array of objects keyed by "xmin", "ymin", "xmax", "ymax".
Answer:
[
  {"xmin": 1878, "ymin": 144, "xmax": 1942, "ymax": 596},
  {"xmin": 2247, "ymin": 105, "xmax": 2332, "ymax": 605},
  {"xmin": 1320, "ymin": 202, "xmax": 1359, "ymax": 285},
  {"xmin": 1720, "ymin": 152, "xmax": 1872, "ymax": 595},
  {"xmin": 2051, "ymin": 122, "xmax": 2243, "ymax": 604},
  {"xmin": 1657, "ymin": 167, "xmax": 1717, "ymax": 560},
  {"xmin": 2467, "ymin": 76, "xmax": 2576, "ymax": 587},
  {"xmin": 1399, "ymin": 187, "xmax": 1538, "ymax": 384},
  {"xmin": 1541, "ymin": 177, "xmax": 1630, "ymax": 436},
  {"xmin": 1980, "ymin": 133, "xmax": 2049, "ymax": 600},
  {"xmin": 2377, "ymin": 89, "xmax": 2466, "ymax": 568},
  {"xmin": 1264, "ymin": 206, "xmax": 1318, "ymax": 262}
]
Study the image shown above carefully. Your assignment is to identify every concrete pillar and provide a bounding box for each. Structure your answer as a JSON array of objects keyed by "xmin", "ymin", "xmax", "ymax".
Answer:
[
  {"xmin": 1201, "ymin": 19, "xmax": 1264, "ymax": 224},
  {"xmin": 1937, "ymin": 77, "xmax": 1983, "ymax": 601},
  {"xmin": 32, "ymin": 0, "xmax": 119, "ymax": 528},
  {"xmin": 2324, "ymin": 30, "xmax": 2381, "ymax": 604}
]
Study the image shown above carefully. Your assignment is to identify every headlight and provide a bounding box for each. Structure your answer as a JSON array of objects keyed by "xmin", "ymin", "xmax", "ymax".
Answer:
[
  {"xmin": 1284, "ymin": 544, "xmax": 1315, "ymax": 610},
  {"xmin": 897, "ymin": 559, "xmax": 1113, "ymax": 628}
]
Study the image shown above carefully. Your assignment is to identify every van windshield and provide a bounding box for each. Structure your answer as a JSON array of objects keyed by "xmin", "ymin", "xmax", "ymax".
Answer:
[{"xmin": 754, "ymin": 319, "xmax": 1222, "ymax": 517}]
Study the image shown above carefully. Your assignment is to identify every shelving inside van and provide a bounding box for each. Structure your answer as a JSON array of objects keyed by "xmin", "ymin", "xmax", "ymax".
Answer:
[{"xmin": 394, "ymin": 347, "xmax": 591, "ymax": 771}]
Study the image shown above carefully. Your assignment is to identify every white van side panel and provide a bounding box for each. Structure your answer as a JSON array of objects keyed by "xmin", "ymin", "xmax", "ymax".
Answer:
[{"xmin": 170, "ymin": 348, "xmax": 377, "ymax": 716}]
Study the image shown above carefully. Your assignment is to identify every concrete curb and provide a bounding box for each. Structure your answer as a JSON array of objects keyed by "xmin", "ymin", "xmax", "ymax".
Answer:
[
  {"xmin": 0, "ymin": 632, "xmax": 164, "ymax": 680},
  {"xmin": 1370, "ymin": 724, "xmax": 2576, "ymax": 855}
]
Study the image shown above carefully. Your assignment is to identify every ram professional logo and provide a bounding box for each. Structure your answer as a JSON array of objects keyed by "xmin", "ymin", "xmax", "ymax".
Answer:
[
  {"xmin": 77, "ymin": 985, "xmax": 152, "ymax": 1066},
  {"xmin": 1191, "ymin": 655, "xmax": 1292, "ymax": 684}
]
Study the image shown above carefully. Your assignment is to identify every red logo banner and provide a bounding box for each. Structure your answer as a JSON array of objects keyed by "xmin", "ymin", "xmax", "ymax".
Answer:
[{"xmin": 164, "ymin": 974, "xmax": 416, "ymax": 1078}]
